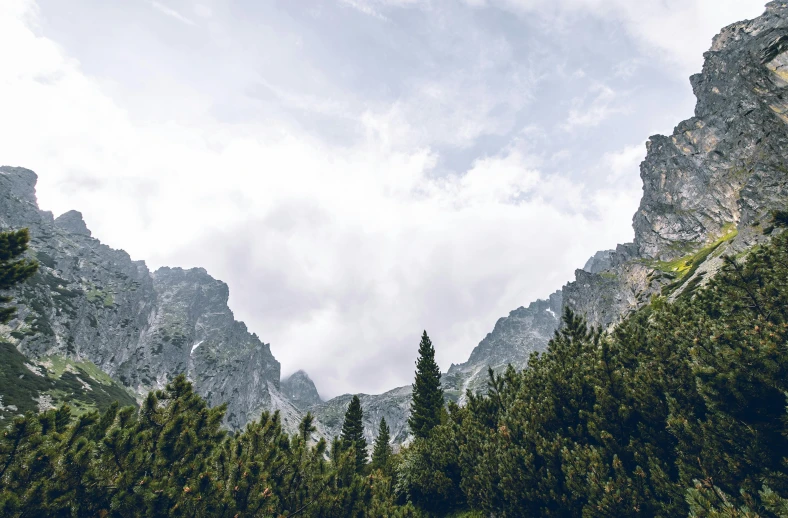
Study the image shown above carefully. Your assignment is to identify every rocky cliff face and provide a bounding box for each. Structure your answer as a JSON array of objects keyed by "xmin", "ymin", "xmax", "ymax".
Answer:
[
  {"xmin": 565, "ymin": 1, "xmax": 788, "ymax": 329},
  {"xmin": 443, "ymin": 290, "xmax": 563, "ymax": 403},
  {"xmin": 0, "ymin": 166, "xmax": 280, "ymax": 429},
  {"xmin": 472, "ymin": 0, "xmax": 788, "ymax": 370},
  {"xmin": 281, "ymin": 370, "xmax": 322, "ymax": 410}
]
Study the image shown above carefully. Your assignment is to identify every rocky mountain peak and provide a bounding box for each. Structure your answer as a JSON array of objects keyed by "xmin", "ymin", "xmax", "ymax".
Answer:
[
  {"xmin": 0, "ymin": 166, "xmax": 50, "ymax": 229},
  {"xmin": 0, "ymin": 166, "xmax": 37, "ymax": 202},
  {"xmin": 54, "ymin": 210, "xmax": 91, "ymax": 237},
  {"xmin": 281, "ymin": 370, "xmax": 322, "ymax": 410},
  {"xmin": 0, "ymin": 169, "xmax": 281, "ymax": 430},
  {"xmin": 583, "ymin": 250, "xmax": 615, "ymax": 274},
  {"xmin": 632, "ymin": 2, "xmax": 788, "ymax": 261}
]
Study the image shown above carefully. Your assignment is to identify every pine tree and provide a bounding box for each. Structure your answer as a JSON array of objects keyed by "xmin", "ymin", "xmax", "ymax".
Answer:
[
  {"xmin": 408, "ymin": 330, "xmax": 444, "ymax": 439},
  {"xmin": 340, "ymin": 395, "xmax": 367, "ymax": 472},
  {"xmin": 371, "ymin": 417, "xmax": 392, "ymax": 472},
  {"xmin": 0, "ymin": 228, "xmax": 38, "ymax": 324},
  {"xmin": 299, "ymin": 411, "xmax": 316, "ymax": 443}
]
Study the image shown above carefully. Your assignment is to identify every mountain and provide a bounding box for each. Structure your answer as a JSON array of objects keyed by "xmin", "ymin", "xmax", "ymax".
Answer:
[
  {"xmin": 458, "ymin": 0, "xmax": 788, "ymax": 382},
  {"xmin": 0, "ymin": 167, "xmax": 283, "ymax": 430},
  {"xmin": 3, "ymin": 3, "xmax": 788, "ymax": 445},
  {"xmin": 310, "ymin": 385, "xmax": 413, "ymax": 446},
  {"xmin": 564, "ymin": 1, "xmax": 788, "ymax": 327},
  {"xmin": 311, "ymin": 1, "xmax": 788, "ymax": 444},
  {"xmin": 442, "ymin": 290, "xmax": 563, "ymax": 404},
  {"xmin": 281, "ymin": 370, "xmax": 322, "ymax": 410}
]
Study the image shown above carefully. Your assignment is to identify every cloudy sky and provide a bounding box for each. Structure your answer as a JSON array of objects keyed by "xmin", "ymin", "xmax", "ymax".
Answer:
[{"xmin": 0, "ymin": 0, "xmax": 767, "ymax": 398}]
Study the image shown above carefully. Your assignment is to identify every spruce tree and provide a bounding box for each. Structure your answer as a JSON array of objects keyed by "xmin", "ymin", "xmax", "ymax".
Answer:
[
  {"xmin": 371, "ymin": 417, "xmax": 392, "ymax": 472},
  {"xmin": 0, "ymin": 228, "xmax": 38, "ymax": 324},
  {"xmin": 408, "ymin": 331, "xmax": 444, "ymax": 439},
  {"xmin": 299, "ymin": 411, "xmax": 316, "ymax": 443},
  {"xmin": 340, "ymin": 395, "xmax": 367, "ymax": 471}
]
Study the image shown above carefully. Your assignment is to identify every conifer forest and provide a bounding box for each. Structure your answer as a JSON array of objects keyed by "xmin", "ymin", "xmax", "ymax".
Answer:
[{"xmin": 3, "ymin": 218, "xmax": 788, "ymax": 515}]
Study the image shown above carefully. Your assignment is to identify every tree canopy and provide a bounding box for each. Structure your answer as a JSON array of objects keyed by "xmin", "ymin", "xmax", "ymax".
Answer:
[
  {"xmin": 0, "ymin": 228, "xmax": 38, "ymax": 324},
  {"xmin": 408, "ymin": 331, "xmax": 444, "ymax": 439}
]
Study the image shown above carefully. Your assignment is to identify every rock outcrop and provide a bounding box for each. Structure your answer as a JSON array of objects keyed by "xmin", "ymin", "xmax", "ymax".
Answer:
[
  {"xmin": 281, "ymin": 370, "xmax": 322, "ymax": 410},
  {"xmin": 0, "ymin": 166, "xmax": 280, "ymax": 429},
  {"xmin": 443, "ymin": 290, "xmax": 562, "ymax": 403},
  {"xmin": 310, "ymin": 385, "xmax": 413, "ymax": 446},
  {"xmin": 566, "ymin": 1, "xmax": 788, "ymax": 328}
]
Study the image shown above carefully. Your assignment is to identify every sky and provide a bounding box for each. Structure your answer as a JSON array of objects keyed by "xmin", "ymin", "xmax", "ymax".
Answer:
[{"xmin": 0, "ymin": 0, "xmax": 768, "ymax": 398}]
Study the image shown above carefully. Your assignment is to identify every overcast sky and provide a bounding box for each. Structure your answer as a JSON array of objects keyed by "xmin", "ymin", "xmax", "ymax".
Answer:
[{"xmin": 0, "ymin": 0, "xmax": 767, "ymax": 398}]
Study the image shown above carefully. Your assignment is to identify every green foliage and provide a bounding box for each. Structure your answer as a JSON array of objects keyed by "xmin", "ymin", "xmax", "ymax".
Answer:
[
  {"xmin": 299, "ymin": 411, "xmax": 316, "ymax": 443},
  {"xmin": 653, "ymin": 224, "xmax": 738, "ymax": 297},
  {"xmin": 408, "ymin": 331, "xmax": 444, "ymax": 439},
  {"xmin": 371, "ymin": 417, "xmax": 392, "ymax": 473},
  {"xmin": 0, "ymin": 228, "xmax": 38, "ymax": 324},
  {"xmin": 340, "ymin": 395, "xmax": 368, "ymax": 473},
  {"xmin": 397, "ymin": 405, "xmax": 466, "ymax": 514},
  {"xmin": 0, "ymin": 375, "xmax": 406, "ymax": 517},
  {"xmin": 3, "ymin": 227, "xmax": 788, "ymax": 517},
  {"xmin": 398, "ymin": 231, "xmax": 788, "ymax": 516},
  {"xmin": 0, "ymin": 343, "xmax": 136, "ymax": 421}
]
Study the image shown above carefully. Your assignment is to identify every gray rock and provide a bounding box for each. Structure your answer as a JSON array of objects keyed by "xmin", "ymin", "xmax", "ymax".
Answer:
[
  {"xmin": 310, "ymin": 385, "xmax": 412, "ymax": 445},
  {"xmin": 444, "ymin": 290, "xmax": 563, "ymax": 402},
  {"xmin": 281, "ymin": 370, "xmax": 322, "ymax": 410},
  {"xmin": 54, "ymin": 211, "xmax": 91, "ymax": 237},
  {"xmin": 566, "ymin": 1, "xmax": 788, "ymax": 328},
  {"xmin": 0, "ymin": 166, "xmax": 280, "ymax": 430},
  {"xmin": 583, "ymin": 250, "xmax": 615, "ymax": 274}
]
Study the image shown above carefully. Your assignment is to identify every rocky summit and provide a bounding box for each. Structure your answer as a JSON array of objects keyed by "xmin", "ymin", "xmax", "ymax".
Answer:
[
  {"xmin": 0, "ymin": 166, "xmax": 283, "ymax": 430},
  {"xmin": 565, "ymin": 1, "xmax": 788, "ymax": 329},
  {"xmin": 3, "ymin": 2, "xmax": 788, "ymax": 445},
  {"xmin": 280, "ymin": 370, "xmax": 322, "ymax": 410},
  {"xmin": 464, "ymin": 0, "xmax": 788, "ymax": 377}
]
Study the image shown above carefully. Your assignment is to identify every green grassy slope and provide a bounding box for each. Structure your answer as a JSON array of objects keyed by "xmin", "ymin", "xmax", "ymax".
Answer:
[{"xmin": 0, "ymin": 341, "xmax": 137, "ymax": 421}]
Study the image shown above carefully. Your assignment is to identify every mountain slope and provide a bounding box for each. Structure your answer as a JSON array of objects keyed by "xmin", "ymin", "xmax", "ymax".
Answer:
[
  {"xmin": 0, "ymin": 340, "xmax": 136, "ymax": 421},
  {"xmin": 281, "ymin": 370, "xmax": 322, "ymax": 410},
  {"xmin": 0, "ymin": 167, "xmax": 280, "ymax": 429},
  {"xmin": 565, "ymin": 2, "xmax": 788, "ymax": 328}
]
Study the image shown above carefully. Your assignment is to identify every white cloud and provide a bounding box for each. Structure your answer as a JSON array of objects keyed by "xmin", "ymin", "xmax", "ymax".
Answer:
[
  {"xmin": 0, "ymin": 0, "xmax": 644, "ymax": 397},
  {"xmin": 563, "ymin": 84, "xmax": 628, "ymax": 131},
  {"xmin": 340, "ymin": 0, "xmax": 389, "ymax": 20},
  {"xmin": 603, "ymin": 143, "xmax": 646, "ymax": 182},
  {"xmin": 193, "ymin": 4, "xmax": 213, "ymax": 19},
  {"xmin": 489, "ymin": 0, "xmax": 767, "ymax": 77},
  {"xmin": 147, "ymin": 0, "xmax": 197, "ymax": 26}
]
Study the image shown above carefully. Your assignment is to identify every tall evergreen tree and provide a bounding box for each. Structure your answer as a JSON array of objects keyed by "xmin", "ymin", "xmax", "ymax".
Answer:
[
  {"xmin": 371, "ymin": 417, "xmax": 392, "ymax": 472},
  {"xmin": 408, "ymin": 331, "xmax": 444, "ymax": 438},
  {"xmin": 299, "ymin": 411, "xmax": 316, "ymax": 443},
  {"xmin": 0, "ymin": 228, "xmax": 38, "ymax": 324},
  {"xmin": 340, "ymin": 395, "xmax": 367, "ymax": 472}
]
